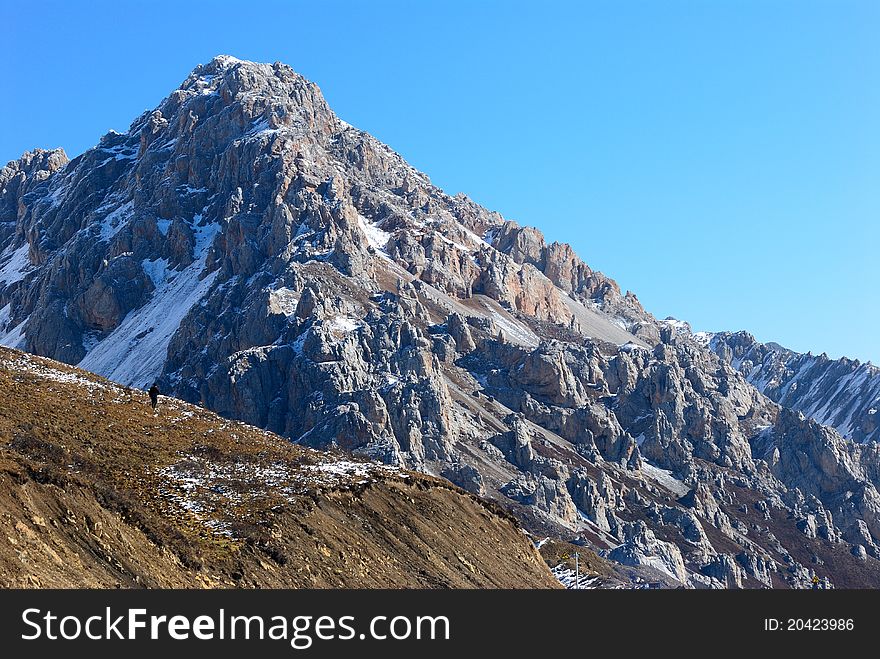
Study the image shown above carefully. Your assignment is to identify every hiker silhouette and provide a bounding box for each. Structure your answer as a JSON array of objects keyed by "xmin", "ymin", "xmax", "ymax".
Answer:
[{"xmin": 148, "ymin": 383, "xmax": 160, "ymax": 411}]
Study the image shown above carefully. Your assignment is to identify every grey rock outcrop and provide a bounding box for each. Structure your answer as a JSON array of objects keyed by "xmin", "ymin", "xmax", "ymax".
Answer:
[{"xmin": 606, "ymin": 521, "xmax": 689, "ymax": 584}]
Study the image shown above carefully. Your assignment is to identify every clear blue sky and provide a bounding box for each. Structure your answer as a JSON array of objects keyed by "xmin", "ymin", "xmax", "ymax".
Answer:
[{"xmin": 4, "ymin": 0, "xmax": 878, "ymax": 363}]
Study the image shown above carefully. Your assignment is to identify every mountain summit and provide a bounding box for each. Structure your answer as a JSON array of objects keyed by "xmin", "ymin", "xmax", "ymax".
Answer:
[{"xmin": 2, "ymin": 56, "xmax": 880, "ymax": 588}]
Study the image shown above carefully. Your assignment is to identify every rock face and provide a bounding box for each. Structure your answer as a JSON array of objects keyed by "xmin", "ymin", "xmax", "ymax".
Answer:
[
  {"xmin": 3, "ymin": 55, "xmax": 880, "ymax": 588},
  {"xmin": 706, "ymin": 331, "xmax": 880, "ymax": 444}
]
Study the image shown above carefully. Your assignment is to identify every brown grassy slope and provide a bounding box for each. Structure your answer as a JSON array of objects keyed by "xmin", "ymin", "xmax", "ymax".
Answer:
[{"xmin": 0, "ymin": 347, "xmax": 559, "ymax": 588}]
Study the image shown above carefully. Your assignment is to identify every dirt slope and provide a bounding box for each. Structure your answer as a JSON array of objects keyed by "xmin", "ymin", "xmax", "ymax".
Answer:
[{"xmin": 0, "ymin": 347, "xmax": 558, "ymax": 588}]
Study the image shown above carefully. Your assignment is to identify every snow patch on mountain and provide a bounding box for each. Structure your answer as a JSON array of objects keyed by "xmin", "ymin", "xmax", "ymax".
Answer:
[
  {"xmin": 640, "ymin": 463, "xmax": 690, "ymax": 497},
  {"xmin": 268, "ymin": 287, "xmax": 299, "ymax": 316},
  {"xmin": 0, "ymin": 244, "xmax": 30, "ymax": 286},
  {"xmin": 357, "ymin": 214, "xmax": 391, "ymax": 252},
  {"xmin": 487, "ymin": 308, "xmax": 540, "ymax": 348},
  {"xmin": 0, "ymin": 304, "xmax": 27, "ymax": 350},
  {"xmin": 0, "ymin": 324, "xmax": 26, "ymax": 350},
  {"xmin": 142, "ymin": 258, "xmax": 170, "ymax": 287},
  {"xmin": 328, "ymin": 315, "xmax": 360, "ymax": 333},
  {"xmin": 78, "ymin": 222, "xmax": 221, "ymax": 388},
  {"xmin": 551, "ymin": 564, "xmax": 602, "ymax": 589},
  {"xmin": 99, "ymin": 200, "xmax": 134, "ymax": 241}
]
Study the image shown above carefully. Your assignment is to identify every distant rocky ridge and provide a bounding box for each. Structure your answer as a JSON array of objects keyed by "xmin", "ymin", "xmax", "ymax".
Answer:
[
  {"xmin": 703, "ymin": 331, "xmax": 880, "ymax": 445},
  {"xmin": 2, "ymin": 55, "xmax": 880, "ymax": 588}
]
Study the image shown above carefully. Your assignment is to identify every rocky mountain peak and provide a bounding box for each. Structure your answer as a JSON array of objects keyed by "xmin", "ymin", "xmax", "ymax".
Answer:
[
  {"xmin": 0, "ymin": 147, "xmax": 69, "ymax": 208},
  {"xmin": 169, "ymin": 54, "xmax": 335, "ymax": 136},
  {"xmin": 1, "ymin": 147, "xmax": 68, "ymax": 178}
]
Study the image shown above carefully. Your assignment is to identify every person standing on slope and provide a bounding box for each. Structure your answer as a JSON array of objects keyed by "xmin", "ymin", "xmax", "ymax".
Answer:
[{"xmin": 148, "ymin": 382, "xmax": 160, "ymax": 412}]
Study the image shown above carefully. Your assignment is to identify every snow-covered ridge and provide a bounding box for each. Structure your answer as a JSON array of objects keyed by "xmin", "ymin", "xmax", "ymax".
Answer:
[{"xmin": 708, "ymin": 331, "xmax": 880, "ymax": 444}]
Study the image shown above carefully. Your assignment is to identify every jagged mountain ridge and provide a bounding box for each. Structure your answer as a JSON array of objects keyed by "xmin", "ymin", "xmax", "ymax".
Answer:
[
  {"xmin": 3, "ymin": 55, "xmax": 880, "ymax": 588},
  {"xmin": 703, "ymin": 331, "xmax": 879, "ymax": 445}
]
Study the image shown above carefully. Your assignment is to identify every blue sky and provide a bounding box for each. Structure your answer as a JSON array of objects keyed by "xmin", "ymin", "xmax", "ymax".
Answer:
[{"xmin": 4, "ymin": 0, "xmax": 878, "ymax": 363}]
